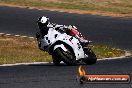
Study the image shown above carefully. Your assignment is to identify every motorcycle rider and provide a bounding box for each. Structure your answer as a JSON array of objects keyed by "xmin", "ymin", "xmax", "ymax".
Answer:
[{"xmin": 36, "ymin": 16, "xmax": 89, "ymax": 48}]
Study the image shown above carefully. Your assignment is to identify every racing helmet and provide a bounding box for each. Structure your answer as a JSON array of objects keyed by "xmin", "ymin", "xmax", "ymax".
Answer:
[
  {"xmin": 37, "ymin": 16, "xmax": 50, "ymax": 35},
  {"xmin": 37, "ymin": 16, "xmax": 49, "ymax": 27}
]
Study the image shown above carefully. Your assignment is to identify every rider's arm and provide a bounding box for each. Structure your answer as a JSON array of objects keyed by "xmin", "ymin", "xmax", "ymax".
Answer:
[{"xmin": 54, "ymin": 24, "xmax": 69, "ymax": 32}]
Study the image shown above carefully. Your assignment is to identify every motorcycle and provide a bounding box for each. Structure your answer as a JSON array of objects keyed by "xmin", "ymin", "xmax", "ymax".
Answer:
[{"xmin": 36, "ymin": 26, "xmax": 97, "ymax": 65}]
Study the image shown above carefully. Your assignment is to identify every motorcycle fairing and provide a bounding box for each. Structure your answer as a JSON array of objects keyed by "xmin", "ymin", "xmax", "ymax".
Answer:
[{"xmin": 43, "ymin": 28, "xmax": 85, "ymax": 60}]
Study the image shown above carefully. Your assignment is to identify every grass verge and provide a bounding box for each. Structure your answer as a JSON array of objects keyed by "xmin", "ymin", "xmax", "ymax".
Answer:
[
  {"xmin": 0, "ymin": 0, "xmax": 132, "ymax": 17},
  {"xmin": 0, "ymin": 34, "xmax": 125, "ymax": 64}
]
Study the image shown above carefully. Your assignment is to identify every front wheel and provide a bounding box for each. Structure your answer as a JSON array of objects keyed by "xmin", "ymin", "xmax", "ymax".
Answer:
[
  {"xmin": 53, "ymin": 47, "xmax": 76, "ymax": 65},
  {"xmin": 83, "ymin": 49, "xmax": 97, "ymax": 65},
  {"xmin": 52, "ymin": 55, "xmax": 61, "ymax": 65}
]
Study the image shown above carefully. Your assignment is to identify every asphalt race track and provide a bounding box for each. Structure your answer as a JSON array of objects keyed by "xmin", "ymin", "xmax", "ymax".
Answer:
[{"xmin": 0, "ymin": 6, "xmax": 132, "ymax": 88}]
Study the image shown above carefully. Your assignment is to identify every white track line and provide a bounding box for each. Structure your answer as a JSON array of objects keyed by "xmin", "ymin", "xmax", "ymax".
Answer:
[
  {"xmin": 0, "ymin": 33, "xmax": 35, "ymax": 39},
  {"xmin": 5, "ymin": 34, "xmax": 11, "ymax": 36},
  {"xmin": 0, "ymin": 62, "xmax": 52, "ymax": 67},
  {"xmin": 0, "ymin": 33, "xmax": 5, "ymax": 35},
  {"xmin": 15, "ymin": 35, "xmax": 20, "ymax": 37},
  {"xmin": 21, "ymin": 36, "xmax": 28, "ymax": 38},
  {"xmin": 29, "ymin": 37, "xmax": 34, "ymax": 39},
  {"xmin": 0, "ymin": 62, "xmax": 65, "ymax": 67}
]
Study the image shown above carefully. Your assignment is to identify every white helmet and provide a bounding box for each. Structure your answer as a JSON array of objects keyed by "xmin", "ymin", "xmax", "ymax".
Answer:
[{"xmin": 37, "ymin": 16, "xmax": 49, "ymax": 26}]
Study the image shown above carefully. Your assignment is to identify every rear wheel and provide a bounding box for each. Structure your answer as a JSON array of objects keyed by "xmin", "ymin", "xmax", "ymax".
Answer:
[{"xmin": 53, "ymin": 47, "xmax": 76, "ymax": 65}]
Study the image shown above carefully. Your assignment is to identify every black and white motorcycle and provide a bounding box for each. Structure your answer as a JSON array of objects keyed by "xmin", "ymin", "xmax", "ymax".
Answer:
[{"xmin": 36, "ymin": 26, "xmax": 97, "ymax": 65}]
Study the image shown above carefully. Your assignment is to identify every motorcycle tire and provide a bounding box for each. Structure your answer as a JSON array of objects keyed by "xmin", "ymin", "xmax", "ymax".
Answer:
[
  {"xmin": 53, "ymin": 47, "xmax": 76, "ymax": 65},
  {"xmin": 84, "ymin": 49, "xmax": 97, "ymax": 65},
  {"xmin": 52, "ymin": 55, "xmax": 61, "ymax": 65}
]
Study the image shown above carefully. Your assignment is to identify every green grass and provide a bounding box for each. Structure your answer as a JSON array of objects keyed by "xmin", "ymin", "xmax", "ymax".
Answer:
[
  {"xmin": 0, "ymin": 34, "xmax": 125, "ymax": 64},
  {"xmin": 0, "ymin": 0, "xmax": 132, "ymax": 16},
  {"xmin": 90, "ymin": 44, "xmax": 125, "ymax": 59},
  {"xmin": 0, "ymin": 35, "xmax": 52, "ymax": 64}
]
